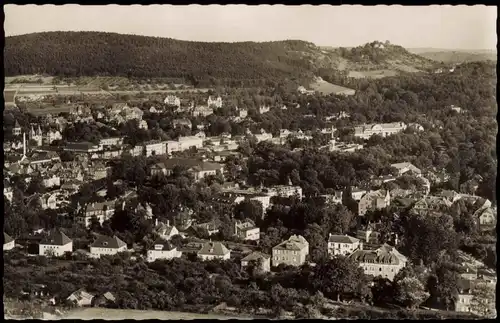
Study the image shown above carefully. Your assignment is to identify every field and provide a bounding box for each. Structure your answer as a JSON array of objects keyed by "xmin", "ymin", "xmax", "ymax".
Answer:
[
  {"xmin": 348, "ymin": 70, "xmax": 399, "ymax": 79},
  {"xmin": 55, "ymin": 308, "xmax": 254, "ymax": 320},
  {"xmin": 4, "ymin": 90, "xmax": 17, "ymax": 102},
  {"xmin": 309, "ymin": 78, "xmax": 355, "ymax": 95}
]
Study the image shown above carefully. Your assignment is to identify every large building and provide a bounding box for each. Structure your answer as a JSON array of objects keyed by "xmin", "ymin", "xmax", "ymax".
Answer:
[
  {"xmin": 327, "ymin": 234, "xmax": 362, "ymax": 257},
  {"xmin": 272, "ymin": 235, "xmax": 309, "ymax": 267},
  {"xmin": 144, "ymin": 140, "xmax": 167, "ymax": 157},
  {"xmin": 241, "ymin": 251, "xmax": 271, "ymax": 273},
  {"xmin": 39, "ymin": 229, "xmax": 73, "ymax": 257},
  {"xmin": 147, "ymin": 240, "xmax": 182, "ymax": 262},
  {"xmin": 166, "ymin": 136, "xmax": 203, "ymax": 155},
  {"xmin": 197, "ymin": 241, "xmax": 231, "ymax": 261},
  {"xmin": 234, "ymin": 219, "xmax": 260, "ymax": 241},
  {"xmin": 354, "ymin": 122, "xmax": 407, "ymax": 139},
  {"xmin": 390, "ymin": 162, "xmax": 422, "ymax": 177},
  {"xmin": 349, "ymin": 244, "xmax": 407, "ymax": 281},
  {"xmin": 150, "ymin": 158, "xmax": 224, "ymax": 181},
  {"xmin": 358, "ymin": 190, "xmax": 391, "ymax": 216},
  {"xmin": 90, "ymin": 235, "xmax": 127, "ymax": 258}
]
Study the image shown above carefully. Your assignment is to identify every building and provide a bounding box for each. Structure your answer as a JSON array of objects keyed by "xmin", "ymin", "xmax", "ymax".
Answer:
[
  {"xmin": 64, "ymin": 142, "xmax": 101, "ymax": 153},
  {"xmin": 45, "ymin": 129, "xmax": 62, "ymax": 145},
  {"xmin": 4, "ymin": 233, "xmax": 15, "ymax": 251},
  {"xmin": 151, "ymin": 158, "xmax": 224, "ymax": 181},
  {"xmin": 358, "ymin": 190, "xmax": 391, "ymax": 216},
  {"xmin": 39, "ymin": 229, "xmax": 73, "ymax": 257},
  {"xmin": 172, "ymin": 118, "xmax": 192, "ymax": 129},
  {"xmin": 234, "ymin": 219, "xmax": 260, "ymax": 241},
  {"xmin": 99, "ymin": 137, "xmax": 124, "ymax": 148},
  {"xmin": 4, "ymin": 181, "xmax": 13, "ymax": 203},
  {"xmin": 13, "ymin": 120, "xmax": 22, "ymax": 136},
  {"xmin": 207, "ymin": 96, "xmax": 223, "ymax": 108},
  {"xmin": 92, "ymin": 292, "xmax": 116, "ymax": 308},
  {"xmin": 154, "ymin": 220, "xmax": 179, "ymax": 241},
  {"xmin": 272, "ymin": 235, "xmax": 309, "ymax": 267},
  {"xmin": 29, "ymin": 125, "xmax": 43, "ymax": 146},
  {"xmin": 390, "ymin": 162, "xmax": 422, "ymax": 177},
  {"xmin": 354, "ymin": 122, "xmax": 407, "ymax": 139},
  {"xmin": 147, "ymin": 240, "xmax": 182, "ymax": 262},
  {"xmin": 67, "ymin": 289, "xmax": 95, "ymax": 307},
  {"xmin": 241, "ymin": 251, "xmax": 271, "ymax": 273},
  {"xmin": 78, "ymin": 200, "xmax": 117, "ymax": 227},
  {"xmin": 259, "ymin": 105, "xmax": 271, "ymax": 114},
  {"xmin": 455, "ymin": 279, "xmax": 496, "ymax": 317},
  {"xmin": 166, "ymin": 136, "xmax": 204, "ymax": 155},
  {"xmin": 328, "ymin": 234, "xmax": 362, "ymax": 257},
  {"xmin": 349, "ymin": 244, "xmax": 407, "ymax": 281},
  {"xmin": 192, "ymin": 105, "xmax": 214, "ymax": 117},
  {"xmin": 90, "ymin": 235, "xmax": 127, "ymax": 258},
  {"xmin": 142, "ymin": 140, "xmax": 166, "ymax": 157},
  {"xmin": 164, "ymin": 95, "xmax": 181, "ymax": 107},
  {"xmin": 351, "ymin": 187, "xmax": 367, "ymax": 201},
  {"xmin": 356, "ymin": 222, "xmax": 383, "ymax": 244},
  {"xmin": 197, "ymin": 241, "xmax": 231, "ymax": 261}
]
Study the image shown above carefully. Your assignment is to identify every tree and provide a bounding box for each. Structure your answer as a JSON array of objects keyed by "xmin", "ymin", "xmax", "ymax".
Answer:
[
  {"xmin": 312, "ymin": 256, "xmax": 367, "ymax": 302},
  {"xmin": 371, "ymin": 277, "xmax": 396, "ymax": 306},
  {"xmin": 393, "ymin": 273, "xmax": 429, "ymax": 309},
  {"xmin": 303, "ymin": 223, "xmax": 328, "ymax": 263},
  {"xmin": 470, "ymin": 283, "xmax": 495, "ymax": 317}
]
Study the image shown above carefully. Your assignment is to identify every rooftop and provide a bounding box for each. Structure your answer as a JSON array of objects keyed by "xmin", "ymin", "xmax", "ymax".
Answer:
[
  {"xmin": 40, "ymin": 229, "xmax": 72, "ymax": 246},
  {"xmin": 90, "ymin": 235, "xmax": 127, "ymax": 249},
  {"xmin": 197, "ymin": 241, "xmax": 230, "ymax": 256}
]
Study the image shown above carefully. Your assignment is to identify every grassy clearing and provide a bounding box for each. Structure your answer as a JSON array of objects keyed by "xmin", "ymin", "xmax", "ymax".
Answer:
[
  {"xmin": 58, "ymin": 308, "xmax": 254, "ymax": 320},
  {"xmin": 4, "ymin": 90, "xmax": 17, "ymax": 102},
  {"xmin": 348, "ymin": 70, "xmax": 399, "ymax": 79}
]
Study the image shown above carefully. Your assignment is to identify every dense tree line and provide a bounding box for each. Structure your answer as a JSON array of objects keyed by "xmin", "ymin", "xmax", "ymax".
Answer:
[{"xmin": 5, "ymin": 32, "xmax": 317, "ymax": 85}]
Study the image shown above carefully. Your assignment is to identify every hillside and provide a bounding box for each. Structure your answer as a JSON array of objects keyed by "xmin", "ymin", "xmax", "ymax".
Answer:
[
  {"xmin": 319, "ymin": 41, "xmax": 435, "ymax": 73},
  {"xmin": 407, "ymin": 48, "xmax": 497, "ymax": 64},
  {"xmin": 4, "ymin": 32, "xmax": 435, "ymax": 84}
]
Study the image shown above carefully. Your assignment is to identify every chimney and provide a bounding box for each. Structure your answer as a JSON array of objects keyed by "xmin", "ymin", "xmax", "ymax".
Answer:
[
  {"xmin": 166, "ymin": 219, "xmax": 170, "ymax": 227},
  {"xmin": 155, "ymin": 217, "xmax": 159, "ymax": 227}
]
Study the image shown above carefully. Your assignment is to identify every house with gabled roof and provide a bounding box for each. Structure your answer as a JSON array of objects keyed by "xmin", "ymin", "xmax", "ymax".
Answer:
[
  {"xmin": 390, "ymin": 162, "xmax": 422, "ymax": 177},
  {"xmin": 350, "ymin": 243, "xmax": 407, "ymax": 281},
  {"xmin": 67, "ymin": 289, "xmax": 94, "ymax": 307},
  {"xmin": 154, "ymin": 220, "xmax": 179, "ymax": 241},
  {"xmin": 241, "ymin": 251, "xmax": 271, "ymax": 273},
  {"xmin": 234, "ymin": 219, "xmax": 260, "ymax": 241},
  {"xmin": 328, "ymin": 234, "xmax": 362, "ymax": 257},
  {"xmin": 272, "ymin": 235, "xmax": 309, "ymax": 267},
  {"xmin": 358, "ymin": 189, "xmax": 391, "ymax": 216},
  {"xmin": 90, "ymin": 235, "xmax": 127, "ymax": 258},
  {"xmin": 147, "ymin": 239, "xmax": 182, "ymax": 262},
  {"xmin": 39, "ymin": 229, "xmax": 73, "ymax": 256},
  {"xmin": 4, "ymin": 232, "xmax": 15, "ymax": 251},
  {"xmin": 197, "ymin": 241, "xmax": 231, "ymax": 261}
]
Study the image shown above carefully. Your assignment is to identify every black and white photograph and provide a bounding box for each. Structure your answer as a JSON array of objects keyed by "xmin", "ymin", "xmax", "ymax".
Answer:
[{"xmin": 2, "ymin": 4, "xmax": 497, "ymax": 320}]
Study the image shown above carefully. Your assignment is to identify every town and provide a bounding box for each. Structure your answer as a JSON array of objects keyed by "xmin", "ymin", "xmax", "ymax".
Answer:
[{"xmin": 3, "ymin": 5, "xmax": 497, "ymax": 321}]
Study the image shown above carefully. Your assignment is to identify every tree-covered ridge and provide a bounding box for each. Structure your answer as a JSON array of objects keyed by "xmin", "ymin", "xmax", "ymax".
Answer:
[
  {"xmin": 4, "ymin": 32, "xmax": 436, "ymax": 82},
  {"xmin": 4, "ymin": 32, "xmax": 317, "ymax": 81}
]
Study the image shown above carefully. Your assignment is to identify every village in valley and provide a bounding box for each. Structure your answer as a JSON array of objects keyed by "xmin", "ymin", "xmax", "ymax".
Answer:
[{"xmin": 2, "ymin": 5, "xmax": 498, "ymax": 321}]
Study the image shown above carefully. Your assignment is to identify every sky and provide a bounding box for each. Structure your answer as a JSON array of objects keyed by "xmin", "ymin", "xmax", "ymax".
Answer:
[{"xmin": 4, "ymin": 5, "xmax": 498, "ymax": 50}]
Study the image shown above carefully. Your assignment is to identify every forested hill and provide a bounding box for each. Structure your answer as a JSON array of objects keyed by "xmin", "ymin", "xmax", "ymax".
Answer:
[
  {"xmin": 4, "ymin": 32, "xmax": 317, "ymax": 82},
  {"xmin": 5, "ymin": 32, "xmax": 435, "ymax": 83}
]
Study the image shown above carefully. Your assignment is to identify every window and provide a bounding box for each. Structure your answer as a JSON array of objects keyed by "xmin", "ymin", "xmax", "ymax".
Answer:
[{"xmin": 379, "ymin": 268, "xmax": 382, "ymax": 272}]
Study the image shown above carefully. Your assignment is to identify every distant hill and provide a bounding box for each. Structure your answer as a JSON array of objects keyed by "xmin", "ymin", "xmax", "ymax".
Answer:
[
  {"xmin": 407, "ymin": 48, "xmax": 497, "ymax": 63},
  {"xmin": 4, "ymin": 32, "xmax": 435, "ymax": 84}
]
